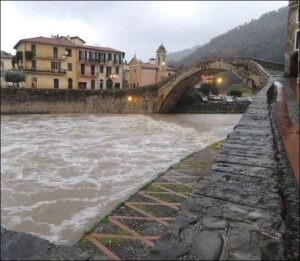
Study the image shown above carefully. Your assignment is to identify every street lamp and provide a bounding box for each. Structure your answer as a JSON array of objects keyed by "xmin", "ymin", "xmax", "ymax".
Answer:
[
  {"xmin": 216, "ymin": 77, "xmax": 223, "ymax": 84},
  {"xmin": 127, "ymin": 96, "xmax": 133, "ymax": 102}
]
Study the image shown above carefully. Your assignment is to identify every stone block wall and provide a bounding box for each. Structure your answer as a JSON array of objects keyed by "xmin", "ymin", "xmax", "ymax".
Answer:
[{"xmin": 0, "ymin": 86, "xmax": 157, "ymax": 114}]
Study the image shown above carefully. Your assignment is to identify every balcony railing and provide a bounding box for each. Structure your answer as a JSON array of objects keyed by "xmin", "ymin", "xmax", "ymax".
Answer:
[
  {"xmin": 34, "ymin": 54, "xmax": 66, "ymax": 60},
  {"xmin": 23, "ymin": 68, "xmax": 67, "ymax": 74},
  {"xmin": 78, "ymin": 58, "xmax": 106, "ymax": 64}
]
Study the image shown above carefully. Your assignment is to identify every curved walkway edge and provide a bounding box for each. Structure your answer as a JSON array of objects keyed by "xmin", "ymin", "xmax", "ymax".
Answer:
[{"xmin": 149, "ymin": 79, "xmax": 299, "ymax": 260}]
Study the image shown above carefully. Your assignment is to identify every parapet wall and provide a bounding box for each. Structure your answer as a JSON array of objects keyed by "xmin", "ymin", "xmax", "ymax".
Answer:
[
  {"xmin": 0, "ymin": 87, "xmax": 157, "ymax": 114},
  {"xmin": 149, "ymin": 78, "xmax": 299, "ymax": 260}
]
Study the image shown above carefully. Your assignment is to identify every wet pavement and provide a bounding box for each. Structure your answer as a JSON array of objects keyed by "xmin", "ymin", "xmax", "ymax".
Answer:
[{"xmin": 274, "ymin": 77, "xmax": 299, "ymax": 186}]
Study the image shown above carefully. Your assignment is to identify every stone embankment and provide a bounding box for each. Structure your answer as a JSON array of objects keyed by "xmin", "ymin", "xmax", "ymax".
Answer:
[
  {"xmin": 0, "ymin": 86, "xmax": 157, "ymax": 114},
  {"xmin": 173, "ymin": 101, "xmax": 250, "ymax": 113},
  {"xmin": 149, "ymin": 78, "xmax": 299, "ymax": 260}
]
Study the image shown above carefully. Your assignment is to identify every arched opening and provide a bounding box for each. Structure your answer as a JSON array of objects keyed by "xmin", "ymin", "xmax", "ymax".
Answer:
[
  {"xmin": 68, "ymin": 78, "xmax": 73, "ymax": 89},
  {"xmin": 100, "ymin": 79, "xmax": 104, "ymax": 89},
  {"xmin": 289, "ymin": 51, "xmax": 298, "ymax": 77},
  {"xmin": 106, "ymin": 79, "xmax": 113, "ymax": 89},
  {"xmin": 155, "ymin": 57, "xmax": 269, "ymax": 113}
]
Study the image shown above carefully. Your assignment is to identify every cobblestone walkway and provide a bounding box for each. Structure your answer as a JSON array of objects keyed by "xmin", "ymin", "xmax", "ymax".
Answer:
[{"xmin": 75, "ymin": 142, "xmax": 224, "ymax": 260}]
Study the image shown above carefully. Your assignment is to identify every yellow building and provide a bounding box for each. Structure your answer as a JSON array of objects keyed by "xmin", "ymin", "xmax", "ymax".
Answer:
[{"xmin": 13, "ymin": 35, "xmax": 125, "ymax": 89}]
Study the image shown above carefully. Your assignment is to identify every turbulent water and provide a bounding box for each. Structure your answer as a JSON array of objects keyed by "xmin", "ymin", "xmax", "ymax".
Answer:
[{"xmin": 1, "ymin": 113, "xmax": 241, "ymax": 245}]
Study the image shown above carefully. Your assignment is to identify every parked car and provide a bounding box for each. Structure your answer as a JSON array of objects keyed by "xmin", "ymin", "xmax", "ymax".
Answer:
[
  {"xmin": 224, "ymin": 96, "xmax": 233, "ymax": 102},
  {"xmin": 201, "ymin": 96, "xmax": 208, "ymax": 102}
]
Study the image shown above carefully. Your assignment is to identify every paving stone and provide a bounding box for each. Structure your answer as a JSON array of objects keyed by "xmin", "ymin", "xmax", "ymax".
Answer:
[
  {"xmin": 0, "ymin": 227, "xmax": 91, "ymax": 261},
  {"xmin": 190, "ymin": 230, "xmax": 223, "ymax": 260},
  {"xmin": 222, "ymin": 223, "xmax": 284, "ymax": 260}
]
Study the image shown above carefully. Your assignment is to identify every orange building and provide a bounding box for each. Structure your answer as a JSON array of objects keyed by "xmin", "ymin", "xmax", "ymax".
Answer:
[{"xmin": 128, "ymin": 44, "xmax": 176, "ymax": 88}]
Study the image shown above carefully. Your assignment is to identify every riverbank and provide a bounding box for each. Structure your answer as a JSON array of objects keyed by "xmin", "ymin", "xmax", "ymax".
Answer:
[
  {"xmin": 1, "ymin": 140, "xmax": 224, "ymax": 260},
  {"xmin": 74, "ymin": 140, "xmax": 224, "ymax": 260}
]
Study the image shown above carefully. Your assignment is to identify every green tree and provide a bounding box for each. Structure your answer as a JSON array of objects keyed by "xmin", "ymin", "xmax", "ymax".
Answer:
[
  {"xmin": 199, "ymin": 84, "xmax": 219, "ymax": 96},
  {"xmin": 4, "ymin": 70, "xmax": 26, "ymax": 87},
  {"xmin": 25, "ymin": 51, "xmax": 35, "ymax": 60}
]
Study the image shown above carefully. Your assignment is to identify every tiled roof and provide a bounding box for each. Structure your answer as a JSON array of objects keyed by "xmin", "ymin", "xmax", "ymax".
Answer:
[
  {"xmin": 76, "ymin": 44, "xmax": 125, "ymax": 54},
  {"xmin": 13, "ymin": 36, "xmax": 125, "ymax": 54},
  {"xmin": 13, "ymin": 36, "xmax": 77, "ymax": 49},
  {"xmin": 1, "ymin": 50, "xmax": 13, "ymax": 58},
  {"xmin": 141, "ymin": 63, "xmax": 158, "ymax": 69}
]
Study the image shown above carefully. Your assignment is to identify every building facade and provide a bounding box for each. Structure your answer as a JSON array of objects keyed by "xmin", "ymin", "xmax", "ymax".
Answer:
[
  {"xmin": 128, "ymin": 44, "xmax": 176, "ymax": 88},
  {"xmin": 284, "ymin": 0, "xmax": 299, "ymax": 82},
  {"xmin": 12, "ymin": 35, "xmax": 125, "ymax": 89},
  {"xmin": 1, "ymin": 50, "xmax": 13, "ymax": 86}
]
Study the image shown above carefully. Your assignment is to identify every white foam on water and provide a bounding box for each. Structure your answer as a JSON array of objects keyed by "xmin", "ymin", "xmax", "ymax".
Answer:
[{"xmin": 1, "ymin": 113, "xmax": 241, "ymax": 245}]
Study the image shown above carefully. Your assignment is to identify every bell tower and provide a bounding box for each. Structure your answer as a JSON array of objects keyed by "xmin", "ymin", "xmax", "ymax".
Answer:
[{"xmin": 156, "ymin": 44, "xmax": 167, "ymax": 72}]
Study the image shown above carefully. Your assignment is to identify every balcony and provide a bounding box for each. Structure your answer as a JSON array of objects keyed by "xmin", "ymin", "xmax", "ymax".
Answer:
[
  {"xmin": 78, "ymin": 58, "xmax": 106, "ymax": 64},
  {"xmin": 23, "ymin": 68, "xmax": 67, "ymax": 74},
  {"xmin": 113, "ymin": 60, "xmax": 122, "ymax": 65},
  {"xmin": 34, "ymin": 54, "xmax": 66, "ymax": 60},
  {"xmin": 78, "ymin": 71, "xmax": 97, "ymax": 77}
]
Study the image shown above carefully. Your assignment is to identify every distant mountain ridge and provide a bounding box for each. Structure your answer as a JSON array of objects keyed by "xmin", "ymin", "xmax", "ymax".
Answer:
[
  {"xmin": 172, "ymin": 6, "xmax": 288, "ymax": 67},
  {"xmin": 166, "ymin": 44, "xmax": 202, "ymax": 64}
]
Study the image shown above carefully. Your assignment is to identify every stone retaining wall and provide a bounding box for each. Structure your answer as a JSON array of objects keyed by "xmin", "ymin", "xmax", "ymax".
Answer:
[
  {"xmin": 149, "ymin": 78, "xmax": 299, "ymax": 260},
  {"xmin": 0, "ymin": 87, "xmax": 157, "ymax": 114},
  {"xmin": 173, "ymin": 101, "xmax": 250, "ymax": 113}
]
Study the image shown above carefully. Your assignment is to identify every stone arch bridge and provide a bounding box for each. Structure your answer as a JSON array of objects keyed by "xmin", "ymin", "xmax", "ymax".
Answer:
[{"xmin": 147, "ymin": 56, "xmax": 279, "ymax": 113}]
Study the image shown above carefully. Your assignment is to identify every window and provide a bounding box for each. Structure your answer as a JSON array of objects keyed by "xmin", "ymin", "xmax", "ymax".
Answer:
[
  {"xmin": 115, "ymin": 82, "xmax": 120, "ymax": 89},
  {"xmin": 116, "ymin": 66, "xmax": 119, "ymax": 74},
  {"xmin": 100, "ymin": 80, "xmax": 104, "ymax": 89},
  {"xmin": 100, "ymin": 66, "xmax": 104, "ymax": 73},
  {"xmin": 295, "ymin": 30, "xmax": 299, "ymax": 50},
  {"xmin": 31, "ymin": 60, "xmax": 36, "ymax": 69},
  {"xmin": 119, "ymin": 54, "xmax": 122, "ymax": 64},
  {"xmin": 108, "ymin": 53, "xmax": 112, "ymax": 61},
  {"xmin": 31, "ymin": 77, "xmax": 37, "ymax": 88},
  {"xmin": 54, "ymin": 79, "xmax": 59, "ymax": 89},
  {"xmin": 66, "ymin": 48, "xmax": 72, "ymax": 57},
  {"xmin": 106, "ymin": 66, "xmax": 112, "ymax": 76},
  {"xmin": 91, "ymin": 79, "xmax": 95, "ymax": 89},
  {"xmin": 81, "ymin": 64, "xmax": 85, "ymax": 75},
  {"xmin": 91, "ymin": 65, "xmax": 95, "ymax": 75},
  {"xmin": 79, "ymin": 50, "xmax": 83, "ymax": 60},
  {"xmin": 31, "ymin": 44, "xmax": 36, "ymax": 55},
  {"xmin": 68, "ymin": 78, "xmax": 73, "ymax": 89},
  {"xmin": 114, "ymin": 54, "xmax": 117, "ymax": 63},
  {"xmin": 53, "ymin": 47, "xmax": 58, "ymax": 58},
  {"xmin": 68, "ymin": 63, "xmax": 72, "ymax": 71},
  {"xmin": 89, "ymin": 51, "xmax": 92, "ymax": 61},
  {"xmin": 51, "ymin": 62, "xmax": 61, "ymax": 71},
  {"xmin": 134, "ymin": 69, "xmax": 136, "ymax": 73},
  {"xmin": 133, "ymin": 83, "xmax": 136, "ymax": 88}
]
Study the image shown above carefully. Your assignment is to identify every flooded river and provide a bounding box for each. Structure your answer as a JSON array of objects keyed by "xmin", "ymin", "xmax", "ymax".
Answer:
[{"xmin": 1, "ymin": 113, "xmax": 241, "ymax": 245}]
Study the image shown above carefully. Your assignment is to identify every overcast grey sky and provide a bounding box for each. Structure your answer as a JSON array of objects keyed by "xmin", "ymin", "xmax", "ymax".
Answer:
[{"xmin": 1, "ymin": 1, "xmax": 288, "ymax": 61}]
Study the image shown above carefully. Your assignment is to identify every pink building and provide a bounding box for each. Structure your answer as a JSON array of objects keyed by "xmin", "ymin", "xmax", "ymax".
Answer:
[{"xmin": 128, "ymin": 45, "xmax": 176, "ymax": 88}]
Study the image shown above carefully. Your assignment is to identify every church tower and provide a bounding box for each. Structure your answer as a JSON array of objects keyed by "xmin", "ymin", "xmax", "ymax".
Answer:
[{"xmin": 156, "ymin": 44, "xmax": 167, "ymax": 72}]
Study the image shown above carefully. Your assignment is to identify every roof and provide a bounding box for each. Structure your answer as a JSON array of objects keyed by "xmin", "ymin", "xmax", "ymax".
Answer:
[
  {"xmin": 141, "ymin": 63, "xmax": 158, "ymax": 69},
  {"xmin": 14, "ymin": 36, "xmax": 77, "ymax": 49},
  {"xmin": 13, "ymin": 36, "xmax": 125, "ymax": 54},
  {"xmin": 157, "ymin": 44, "xmax": 166, "ymax": 52},
  {"xmin": 70, "ymin": 36, "xmax": 86, "ymax": 43},
  {"xmin": 1, "ymin": 50, "xmax": 13, "ymax": 58},
  {"xmin": 166, "ymin": 66, "xmax": 176, "ymax": 71},
  {"xmin": 76, "ymin": 44, "xmax": 125, "ymax": 54}
]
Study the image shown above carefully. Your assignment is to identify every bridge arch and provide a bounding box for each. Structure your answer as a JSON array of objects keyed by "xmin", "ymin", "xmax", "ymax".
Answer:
[{"xmin": 155, "ymin": 56, "xmax": 270, "ymax": 113}]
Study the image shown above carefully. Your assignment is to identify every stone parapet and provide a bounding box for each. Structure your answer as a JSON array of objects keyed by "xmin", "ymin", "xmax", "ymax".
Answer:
[{"xmin": 148, "ymin": 78, "xmax": 299, "ymax": 260}]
